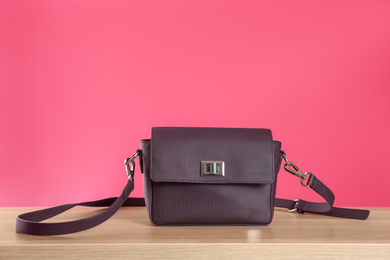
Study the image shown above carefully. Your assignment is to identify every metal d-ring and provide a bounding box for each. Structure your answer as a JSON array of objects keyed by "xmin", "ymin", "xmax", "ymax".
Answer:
[{"xmin": 300, "ymin": 172, "xmax": 313, "ymax": 187}]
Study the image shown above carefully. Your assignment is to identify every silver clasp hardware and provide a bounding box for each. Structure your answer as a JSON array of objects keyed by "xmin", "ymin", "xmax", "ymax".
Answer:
[
  {"xmin": 124, "ymin": 150, "xmax": 140, "ymax": 181},
  {"xmin": 288, "ymin": 199, "xmax": 299, "ymax": 213},
  {"xmin": 281, "ymin": 151, "xmax": 313, "ymax": 187},
  {"xmin": 201, "ymin": 161, "xmax": 225, "ymax": 177}
]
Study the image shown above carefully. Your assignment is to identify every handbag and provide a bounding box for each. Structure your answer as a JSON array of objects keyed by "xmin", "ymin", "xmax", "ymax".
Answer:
[{"xmin": 16, "ymin": 127, "xmax": 370, "ymax": 235}]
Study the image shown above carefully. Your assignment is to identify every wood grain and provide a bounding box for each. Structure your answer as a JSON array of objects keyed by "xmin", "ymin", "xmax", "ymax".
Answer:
[{"xmin": 1, "ymin": 207, "xmax": 389, "ymax": 259}]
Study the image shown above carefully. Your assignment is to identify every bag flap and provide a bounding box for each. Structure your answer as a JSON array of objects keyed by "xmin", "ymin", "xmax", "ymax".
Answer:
[{"xmin": 150, "ymin": 127, "xmax": 275, "ymax": 184}]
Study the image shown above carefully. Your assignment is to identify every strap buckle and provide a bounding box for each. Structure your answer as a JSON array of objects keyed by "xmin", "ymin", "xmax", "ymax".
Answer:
[
  {"xmin": 288, "ymin": 199, "xmax": 299, "ymax": 213},
  {"xmin": 124, "ymin": 150, "xmax": 140, "ymax": 181},
  {"xmin": 288, "ymin": 199, "xmax": 305, "ymax": 214},
  {"xmin": 281, "ymin": 151, "xmax": 313, "ymax": 187}
]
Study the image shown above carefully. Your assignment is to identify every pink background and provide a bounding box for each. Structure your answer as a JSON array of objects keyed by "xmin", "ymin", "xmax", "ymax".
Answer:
[{"xmin": 1, "ymin": 0, "xmax": 389, "ymax": 207}]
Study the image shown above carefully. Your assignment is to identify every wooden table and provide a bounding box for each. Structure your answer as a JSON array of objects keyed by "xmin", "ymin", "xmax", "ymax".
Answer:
[{"xmin": 1, "ymin": 207, "xmax": 389, "ymax": 259}]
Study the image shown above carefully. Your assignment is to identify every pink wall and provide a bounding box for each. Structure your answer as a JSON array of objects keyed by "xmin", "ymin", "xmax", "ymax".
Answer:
[{"xmin": 1, "ymin": 0, "xmax": 389, "ymax": 207}]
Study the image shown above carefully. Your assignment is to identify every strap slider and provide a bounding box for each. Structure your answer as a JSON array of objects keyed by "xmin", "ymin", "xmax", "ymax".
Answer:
[{"xmin": 288, "ymin": 199, "xmax": 304, "ymax": 214}]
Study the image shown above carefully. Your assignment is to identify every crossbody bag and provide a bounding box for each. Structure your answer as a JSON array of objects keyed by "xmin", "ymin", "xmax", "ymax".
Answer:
[{"xmin": 16, "ymin": 127, "xmax": 370, "ymax": 236}]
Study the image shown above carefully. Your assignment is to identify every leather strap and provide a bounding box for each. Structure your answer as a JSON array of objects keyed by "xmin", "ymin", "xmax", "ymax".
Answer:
[
  {"xmin": 15, "ymin": 180, "xmax": 144, "ymax": 236},
  {"xmin": 274, "ymin": 174, "xmax": 370, "ymax": 220},
  {"xmin": 15, "ymin": 162, "xmax": 369, "ymax": 236}
]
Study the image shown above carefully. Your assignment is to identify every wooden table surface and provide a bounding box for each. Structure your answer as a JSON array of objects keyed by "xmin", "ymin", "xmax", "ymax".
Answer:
[{"xmin": 1, "ymin": 207, "xmax": 389, "ymax": 259}]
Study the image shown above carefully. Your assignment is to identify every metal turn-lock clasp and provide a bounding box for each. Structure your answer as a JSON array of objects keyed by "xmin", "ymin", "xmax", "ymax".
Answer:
[{"xmin": 200, "ymin": 161, "xmax": 225, "ymax": 177}]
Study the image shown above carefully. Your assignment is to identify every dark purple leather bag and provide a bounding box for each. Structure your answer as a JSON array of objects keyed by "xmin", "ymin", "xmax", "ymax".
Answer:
[{"xmin": 16, "ymin": 127, "xmax": 370, "ymax": 235}]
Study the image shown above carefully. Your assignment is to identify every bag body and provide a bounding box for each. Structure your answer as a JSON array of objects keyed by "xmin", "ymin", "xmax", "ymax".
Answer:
[{"xmin": 140, "ymin": 127, "xmax": 282, "ymax": 225}]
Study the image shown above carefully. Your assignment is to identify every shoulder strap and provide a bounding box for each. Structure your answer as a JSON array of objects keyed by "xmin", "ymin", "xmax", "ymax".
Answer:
[
  {"xmin": 275, "ymin": 151, "xmax": 369, "ymax": 220},
  {"xmin": 15, "ymin": 150, "xmax": 369, "ymax": 236},
  {"xmin": 15, "ymin": 150, "xmax": 144, "ymax": 236},
  {"xmin": 15, "ymin": 181, "xmax": 144, "ymax": 236}
]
